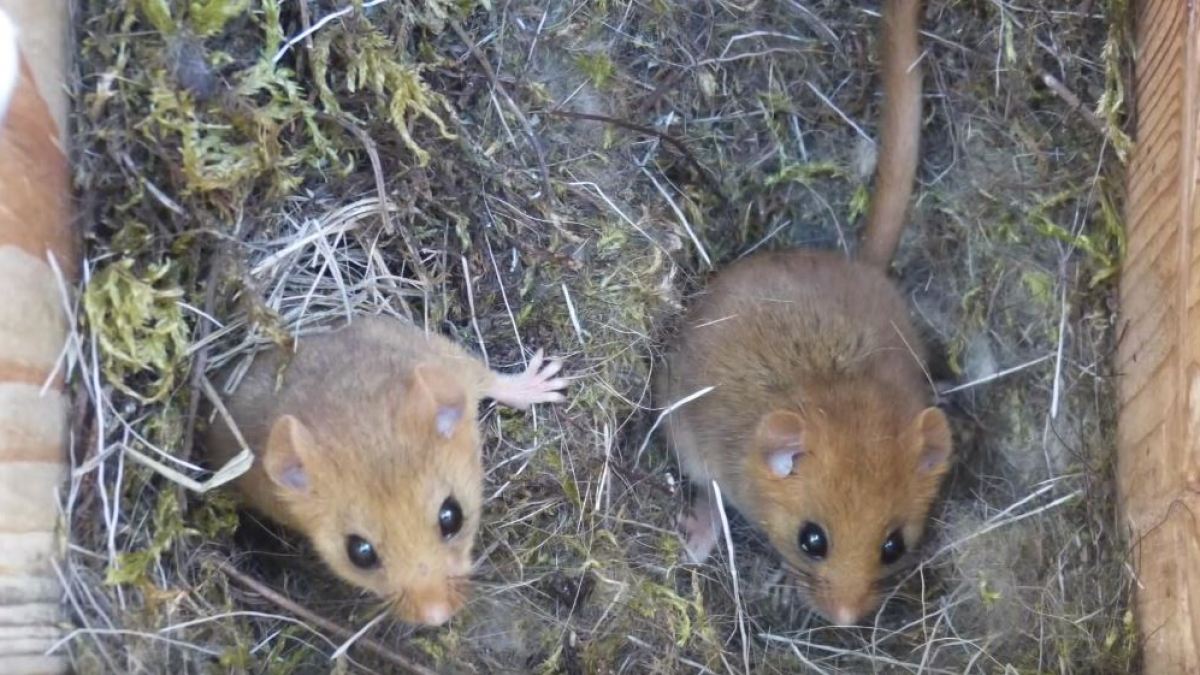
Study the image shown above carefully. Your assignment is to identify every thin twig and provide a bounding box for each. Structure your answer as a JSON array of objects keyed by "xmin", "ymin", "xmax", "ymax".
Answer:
[
  {"xmin": 461, "ymin": 255, "xmax": 490, "ymax": 367},
  {"xmin": 805, "ymin": 81, "xmax": 873, "ymax": 144},
  {"xmin": 180, "ymin": 246, "xmax": 226, "ymax": 464},
  {"xmin": 317, "ymin": 114, "xmax": 396, "ymax": 236},
  {"xmin": 561, "ymin": 282, "xmax": 586, "ymax": 346},
  {"xmin": 484, "ymin": 234, "xmax": 527, "ymax": 365},
  {"xmin": 210, "ymin": 557, "xmax": 437, "ymax": 675},
  {"xmin": 199, "ymin": 375, "xmax": 253, "ymax": 459},
  {"xmin": 330, "ymin": 610, "xmax": 390, "ymax": 662},
  {"xmin": 1037, "ymin": 69, "xmax": 1106, "ymax": 133},
  {"xmin": 636, "ymin": 386, "xmax": 715, "ymax": 462},
  {"xmin": 450, "ymin": 20, "xmax": 555, "ymax": 203},
  {"xmin": 642, "ymin": 166, "xmax": 713, "ymax": 269},
  {"xmin": 317, "ymin": 112, "xmax": 432, "ymax": 301},
  {"xmin": 938, "ymin": 353, "xmax": 1054, "ymax": 395},
  {"xmin": 297, "ymin": 0, "xmax": 314, "ymax": 52},
  {"xmin": 712, "ymin": 480, "xmax": 751, "ymax": 675},
  {"xmin": 540, "ymin": 108, "xmax": 728, "ymax": 203},
  {"xmin": 272, "ymin": 0, "xmax": 392, "ymax": 65}
]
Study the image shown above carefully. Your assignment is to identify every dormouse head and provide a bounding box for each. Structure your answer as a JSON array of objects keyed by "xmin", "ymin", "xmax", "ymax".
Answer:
[
  {"xmin": 261, "ymin": 363, "xmax": 483, "ymax": 626},
  {"xmin": 747, "ymin": 403, "xmax": 952, "ymax": 625}
]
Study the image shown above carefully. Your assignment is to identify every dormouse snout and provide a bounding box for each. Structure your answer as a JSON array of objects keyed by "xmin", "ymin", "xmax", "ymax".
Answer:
[
  {"xmin": 394, "ymin": 578, "xmax": 467, "ymax": 626},
  {"xmin": 387, "ymin": 548, "xmax": 474, "ymax": 626},
  {"xmin": 817, "ymin": 590, "xmax": 878, "ymax": 626},
  {"xmin": 827, "ymin": 603, "xmax": 867, "ymax": 626},
  {"xmin": 416, "ymin": 600, "xmax": 454, "ymax": 626}
]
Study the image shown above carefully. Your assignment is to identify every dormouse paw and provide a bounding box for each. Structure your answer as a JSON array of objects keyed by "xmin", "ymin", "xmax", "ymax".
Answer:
[
  {"xmin": 487, "ymin": 349, "xmax": 568, "ymax": 410},
  {"xmin": 678, "ymin": 509, "xmax": 718, "ymax": 564}
]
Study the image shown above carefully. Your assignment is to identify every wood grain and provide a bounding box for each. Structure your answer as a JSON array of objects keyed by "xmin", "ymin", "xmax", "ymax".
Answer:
[
  {"xmin": 0, "ymin": 3, "xmax": 71, "ymax": 674},
  {"xmin": 1117, "ymin": 1, "xmax": 1200, "ymax": 672}
]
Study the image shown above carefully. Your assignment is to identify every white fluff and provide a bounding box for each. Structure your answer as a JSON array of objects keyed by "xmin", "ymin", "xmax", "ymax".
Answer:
[{"xmin": 0, "ymin": 8, "xmax": 18, "ymax": 125}]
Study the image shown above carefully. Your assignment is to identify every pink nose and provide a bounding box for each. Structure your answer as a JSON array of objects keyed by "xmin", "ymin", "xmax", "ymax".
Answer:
[
  {"xmin": 418, "ymin": 601, "xmax": 454, "ymax": 626},
  {"xmin": 827, "ymin": 604, "xmax": 863, "ymax": 625}
]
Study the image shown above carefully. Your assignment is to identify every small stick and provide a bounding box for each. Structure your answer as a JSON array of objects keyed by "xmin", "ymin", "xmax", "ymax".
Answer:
[
  {"xmin": 1036, "ymin": 69, "xmax": 1106, "ymax": 133},
  {"xmin": 484, "ymin": 234, "xmax": 527, "ymax": 364},
  {"xmin": 937, "ymin": 353, "xmax": 1053, "ymax": 395},
  {"xmin": 199, "ymin": 375, "xmax": 253, "ymax": 459},
  {"xmin": 635, "ymin": 386, "xmax": 715, "ymax": 463},
  {"xmin": 450, "ymin": 21, "xmax": 555, "ymax": 204},
  {"xmin": 316, "ymin": 112, "xmax": 432, "ymax": 298},
  {"xmin": 540, "ymin": 108, "xmax": 727, "ymax": 204},
  {"xmin": 643, "ymin": 166, "xmax": 713, "ymax": 269},
  {"xmin": 297, "ymin": 0, "xmax": 314, "ymax": 52},
  {"xmin": 318, "ymin": 114, "xmax": 395, "ymax": 236},
  {"xmin": 210, "ymin": 557, "xmax": 437, "ymax": 675},
  {"xmin": 180, "ymin": 247, "xmax": 226, "ymax": 464},
  {"xmin": 805, "ymin": 81, "xmax": 873, "ymax": 145},
  {"xmin": 461, "ymin": 255, "xmax": 490, "ymax": 367},
  {"xmin": 712, "ymin": 480, "xmax": 751, "ymax": 675},
  {"xmin": 272, "ymin": 0, "xmax": 391, "ymax": 65},
  {"xmin": 330, "ymin": 610, "xmax": 389, "ymax": 661},
  {"xmin": 561, "ymin": 282, "xmax": 585, "ymax": 346}
]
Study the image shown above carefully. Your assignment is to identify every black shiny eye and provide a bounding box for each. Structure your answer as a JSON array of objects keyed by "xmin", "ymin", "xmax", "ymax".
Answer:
[
  {"xmin": 438, "ymin": 497, "xmax": 463, "ymax": 539},
  {"xmin": 346, "ymin": 535, "xmax": 380, "ymax": 569},
  {"xmin": 797, "ymin": 522, "xmax": 828, "ymax": 559},
  {"xmin": 881, "ymin": 530, "xmax": 906, "ymax": 565}
]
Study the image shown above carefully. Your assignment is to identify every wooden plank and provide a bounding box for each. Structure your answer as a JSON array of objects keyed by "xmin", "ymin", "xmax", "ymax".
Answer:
[
  {"xmin": 0, "ymin": 4, "xmax": 70, "ymax": 674},
  {"xmin": 1117, "ymin": 0, "xmax": 1200, "ymax": 672}
]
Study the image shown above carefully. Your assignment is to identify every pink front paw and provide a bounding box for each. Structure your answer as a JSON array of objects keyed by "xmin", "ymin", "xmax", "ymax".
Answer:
[
  {"xmin": 488, "ymin": 349, "xmax": 568, "ymax": 410},
  {"xmin": 679, "ymin": 509, "xmax": 718, "ymax": 564}
]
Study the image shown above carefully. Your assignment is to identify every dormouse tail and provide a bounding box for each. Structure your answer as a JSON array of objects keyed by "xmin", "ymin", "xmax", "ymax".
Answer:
[{"xmin": 859, "ymin": 0, "xmax": 924, "ymax": 269}]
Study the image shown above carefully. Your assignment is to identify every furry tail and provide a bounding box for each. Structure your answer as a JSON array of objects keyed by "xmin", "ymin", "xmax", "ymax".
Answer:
[
  {"xmin": 859, "ymin": 0, "xmax": 924, "ymax": 268},
  {"xmin": 0, "ymin": 9, "xmax": 17, "ymax": 125}
]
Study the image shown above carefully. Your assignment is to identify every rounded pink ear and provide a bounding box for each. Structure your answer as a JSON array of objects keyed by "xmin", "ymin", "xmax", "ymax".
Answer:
[
  {"xmin": 405, "ymin": 364, "xmax": 467, "ymax": 440},
  {"xmin": 264, "ymin": 414, "xmax": 314, "ymax": 492},
  {"xmin": 912, "ymin": 407, "xmax": 952, "ymax": 475},
  {"xmin": 755, "ymin": 410, "xmax": 807, "ymax": 479}
]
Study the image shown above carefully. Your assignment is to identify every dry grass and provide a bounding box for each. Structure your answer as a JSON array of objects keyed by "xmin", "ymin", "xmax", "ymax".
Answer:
[{"xmin": 62, "ymin": 0, "xmax": 1134, "ymax": 672}]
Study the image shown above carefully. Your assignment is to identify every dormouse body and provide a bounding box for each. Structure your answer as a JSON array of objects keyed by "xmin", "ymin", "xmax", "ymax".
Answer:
[
  {"xmin": 654, "ymin": 0, "xmax": 947, "ymax": 625},
  {"xmin": 656, "ymin": 250, "xmax": 950, "ymax": 624},
  {"xmin": 205, "ymin": 315, "xmax": 565, "ymax": 626}
]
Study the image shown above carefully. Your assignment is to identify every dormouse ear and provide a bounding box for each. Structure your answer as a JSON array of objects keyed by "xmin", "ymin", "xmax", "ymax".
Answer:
[
  {"xmin": 264, "ymin": 414, "xmax": 315, "ymax": 493},
  {"xmin": 755, "ymin": 410, "xmax": 807, "ymax": 479},
  {"xmin": 911, "ymin": 407, "xmax": 953, "ymax": 475},
  {"xmin": 406, "ymin": 363, "xmax": 467, "ymax": 440}
]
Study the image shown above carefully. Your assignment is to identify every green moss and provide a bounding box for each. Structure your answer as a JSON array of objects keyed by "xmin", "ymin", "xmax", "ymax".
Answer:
[
  {"xmin": 1021, "ymin": 269, "xmax": 1056, "ymax": 309},
  {"xmin": 316, "ymin": 26, "xmax": 456, "ymax": 167},
  {"xmin": 107, "ymin": 490, "xmax": 187, "ymax": 586},
  {"xmin": 1027, "ymin": 189, "xmax": 1120, "ymax": 288},
  {"xmin": 1098, "ymin": 0, "xmax": 1133, "ymax": 161},
  {"xmin": 577, "ymin": 52, "xmax": 616, "ymax": 89},
  {"xmin": 135, "ymin": 0, "xmax": 175, "ymax": 34},
  {"xmin": 188, "ymin": 0, "xmax": 251, "ymax": 37},
  {"xmin": 83, "ymin": 258, "xmax": 190, "ymax": 404},
  {"xmin": 765, "ymin": 161, "xmax": 845, "ymax": 188}
]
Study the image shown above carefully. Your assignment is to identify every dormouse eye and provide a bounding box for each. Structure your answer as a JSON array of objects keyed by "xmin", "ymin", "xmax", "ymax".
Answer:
[
  {"xmin": 881, "ymin": 530, "xmax": 906, "ymax": 565},
  {"xmin": 439, "ymin": 497, "xmax": 463, "ymax": 539},
  {"xmin": 346, "ymin": 534, "xmax": 380, "ymax": 569},
  {"xmin": 797, "ymin": 522, "xmax": 828, "ymax": 559}
]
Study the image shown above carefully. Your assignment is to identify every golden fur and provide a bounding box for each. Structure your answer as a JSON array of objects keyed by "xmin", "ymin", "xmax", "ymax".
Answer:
[
  {"xmin": 657, "ymin": 250, "xmax": 951, "ymax": 622},
  {"xmin": 205, "ymin": 316, "xmax": 493, "ymax": 624}
]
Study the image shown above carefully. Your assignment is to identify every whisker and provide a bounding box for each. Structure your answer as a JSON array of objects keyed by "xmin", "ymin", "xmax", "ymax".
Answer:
[{"xmin": 780, "ymin": 561, "xmax": 820, "ymax": 592}]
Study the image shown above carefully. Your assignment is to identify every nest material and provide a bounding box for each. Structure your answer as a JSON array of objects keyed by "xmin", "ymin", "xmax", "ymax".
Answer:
[{"xmin": 66, "ymin": 1, "xmax": 1135, "ymax": 673}]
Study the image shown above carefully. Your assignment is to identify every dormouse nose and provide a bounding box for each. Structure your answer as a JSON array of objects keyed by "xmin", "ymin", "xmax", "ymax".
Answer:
[
  {"xmin": 819, "ymin": 588, "xmax": 877, "ymax": 626},
  {"xmin": 417, "ymin": 600, "xmax": 453, "ymax": 626},
  {"xmin": 396, "ymin": 578, "xmax": 466, "ymax": 626},
  {"xmin": 827, "ymin": 603, "xmax": 865, "ymax": 626}
]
